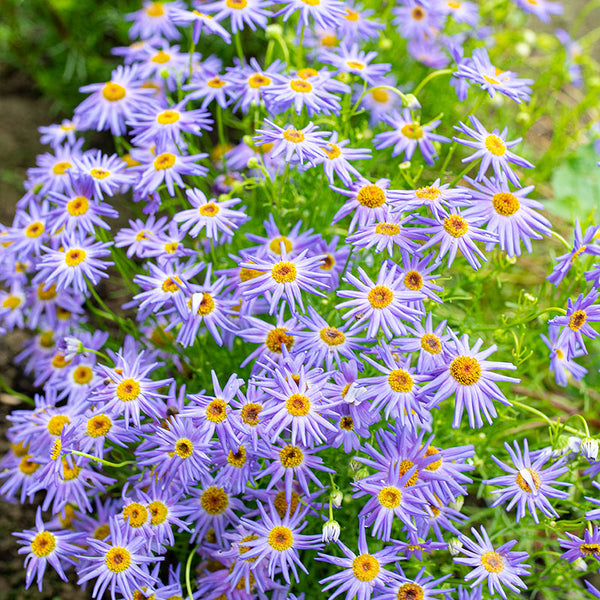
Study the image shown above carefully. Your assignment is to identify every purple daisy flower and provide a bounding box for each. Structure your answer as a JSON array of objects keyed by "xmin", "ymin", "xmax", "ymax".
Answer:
[
  {"xmin": 240, "ymin": 501, "xmax": 323, "ymax": 584},
  {"xmin": 319, "ymin": 43, "xmax": 391, "ymax": 85},
  {"xmin": 421, "ymin": 331, "xmax": 519, "ymax": 429},
  {"xmin": 125, "ymin": 1, "xmax": 185, "ymax": 40},
  {"xmin": 454, "ymin": 526, "xmax": 530, "ymax": 599},
  {"xmin": 547, "ymin": 220, "xmax": 600, "ymax": 287},
  {"xmin": 453, "ymin": 115, "xmax": 534, "ymax": 186},
  {"xmin": 463, "ymin": 174, "xmax": 552, "ymax": 257},
  {"xmin": 559, "ymin": 526, "xmax": 600, "ymax": 563},
  {"xmin": 34, "ymin": 234, "xmax": 113, "ymax": 295},
  {"xmin": 455, "ymin": 48, "xmax": 532, "ymax": 103},
  {"xmin": 337, "ymin": 5, "xmax": 385, "ymax": 42},
  {"xmin": 377, "ymin": 566, "xmax": 453, "ymax": 600},
  {"xmin": 311, "ymin": 131, "xmax": 371, "ymax": 186},
  {"xmin": 14, "ymin": 507, "xmax": 83, "ymax": 592},
  {"xmin": 548, "ymin": 288, "xmax": 600, "ymax": 359},
  {"xmin": 228, "ymin": 58, "xmax": 286, "ymax": 114},
  {"xmin": 396, "ymin": 251, "xmax": 444, "ymax": 307},
  {"xmin": 254, "ymin": 119, "xmax": 330, "ymax": 166},
  {"xmin": 183, "ymin": 70, "xmax": 236, "ymax": 109},
  {"xmin": 317, "ymin": 520, "xmax": 401, "ymax": 600},
  {"xmin": 75, "ymin": 65, "xmax": 155, "ymax": 136},
  {"xmin": 77, "ymin": 516, "xmax": 159, "ymax": 600},
  {"xmin": 540, "ymin": 329, "xmax": 587, "ymax": 387},
  {"xmin": 484, "ymin": 439, "xmax": 571, "ymax": 523},
  {"xmin": 392, "ymin": 178, "xmax": 472, "ymax": 219},
  {"xmin": 170, "ymin": 6, "xmax": 231, "ymax": 43},
  {"xmin": 336, "ymin": 262, "xmax": 424, "ymax": 339},
  {"xmin": 239, "ymin": 245, "xmax": 330, "ymax": 315},
  {"xmin": 373, "ymin": 109, "xmax": 450, "ymax": 165},
  {"xmin": 72, "ymin": 151, "xmax": 133, "ymax": 199},
  {"xmin": 393, "ymin": 0, "xmax": 446, "ymax": 42},
  {"xmin": 513, "ymin": 0, "xmax": 562, "ymax": 23},
  {"xmin": 418, "ymin": 210, "xmax": 497, "ymax": 271},
  {"xmin": 203, "ymin": 0, "xmax": 273, "ymax": 33},
  {"xmin": 277, "ymin": 0, "xmax": 346, "ymax": 31}
]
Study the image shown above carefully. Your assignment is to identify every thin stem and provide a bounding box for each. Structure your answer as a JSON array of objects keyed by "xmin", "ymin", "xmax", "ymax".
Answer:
[
  {"xmin": 297, "ymin": 24, "xmax": 305, "ymax": 67},
  {"xmin": 186, "ymin": 545, "xmax": 199, "ymax": 600},
  {"xmin": 234, "ymin": 32, "xmax": 245, "ymax": 64},
  {"xmin": 412, "ymin": 68, "xmax": 453, "ymax": 97},
  {"xmin": 216, "ymin": 104, "xmax": 227, "ymax": 172},
  {"xmin": 83, "ymin": 347, "xmax": 111, "ymax": 364},
  {"xmin": 0, "ymin": 375, "xmax": 34, "ymax": 405},
  {"xmin": 551, "ymin": 230, "xmax": 572, "ymax": 250},
  {"xmin": 68, "ymin": 450, "xmax": 134, "ymax": 469},
  {"xmin": 351, "ymin": 85, "xmax": 410, "ymax": 116},
  {"xmin": 510, "ymin": 399, "xmax": 585, "ymax": 437}
]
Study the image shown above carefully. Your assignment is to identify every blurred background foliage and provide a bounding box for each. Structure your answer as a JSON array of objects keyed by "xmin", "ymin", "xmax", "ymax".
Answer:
[{"xmin": 0, "ymin": 0, "xmax": 139, "ymax": 113}]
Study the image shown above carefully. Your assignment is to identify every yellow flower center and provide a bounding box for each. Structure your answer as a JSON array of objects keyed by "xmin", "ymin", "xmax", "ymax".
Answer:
[
  {"xmin": 148, "ymin": 501, "xmax": 168, "ymax": 525},
  {"xmin": 388, "ymin": 369, "xmax": 414, "ymax": 393},
  {"xmin": 164, "ymin": 242, "xmax": 178, "ymax": 254},
  {"xmin": 154, "ymin": 152, "xmax": 176, "ymax": 170},
  {"xmin": 47, "ymin": 415, "xmax": 70, "ymax": 436},
  {"xmin": 162, "ymin": 276, "xmax": 182, "ymax": 293},
  {"xmin": 265, "ymin": 328, "xmax": 295, "ymax": 353},
  {"xmin": 397, "ymin": 583, "xmax": 424, "ymax": 600},
  {"xmin": 19, "ymin": 456, "xmax": 40, "ymax": 475},
  {"xmin": 116, "ymin": 379, "xmax": 141, "ymax": 402},
  {"xmin": 580, "ymin": 543, "xmax": 600, "ymax": 556},
  {"xmin": 399, "ymin": 460, "xmax": 419, "ymax": 486},
  {"xmin": 401, "ymin": 123, "xmax": 423, "ymax": 139},
  {"xmin": 123, "ymin": 503, "xmax": 148, "ymax": 528},
  {"xmin": 52, "ymin": 161, "xmax": 72, "ymax": 175},
  {"xmin": 248, "ymin": 73, "xmax": 271, "ymax": 88},
  {"xmin": 297, "ymin": 68, "xmax": 319, "ymax": 79},
  {"xmin": 269, "ymin": 236, "xmax": 293, "ymax": 253},
  {"xmin": 443, "ymin": 215, "xmax": 468, "ymax": 238},
  {"xmin": 516, "ymin": 467, "xmax": 541, "ymax": 493},
  {"xmin": 25, "ymin": 222, "xmax": 45, "ymax": 237},
  {"xmin": 424, "ymin": 447, "xmax": 443, "ymax": 471},
  {"xmin": 271, "ymin": 261, "xmax": 297, "ymax": 283},
  {"xmin": 227, "ymin": 446, "xmax": 247, "ymax": 467},
  {"xmin": 174, "ymin": 438, "xmax": 194, "ymax": 458},
  {"xmin": 90, "ymin": 168, "xmax": 110, "ymax": 179},
  {"xmin": 352, "ymin": 554, "xmax": 380, "ymax": 582},
  {"xmin": 283, "ymin": 127, "xmax": 305, "ymax": 143},
  {"xmin": 378, "ymin": 486, "xmax": 402, "ymax": 509},
  {"xmin": 371, "ymin": 89, "xmax": 389, "ymax": 103},
  {"xmin": 357, "ymin": 184, "xmax": 386, "ymax": 208},
  {"xmin": 2, "ymin": 296, "xmax": 21, "ymax": 310},
  {"xmin": 416, "ymin": 186, "xmax": 441, "ymax": 200},
  {"xmin": 207, "ymin": 76, "xmax": 226, "ymax": 88},
  {"xmin": 404, "ymin": 270, "xmax": 423, "ymax": 291},
  {"xmin": 206, "ymin": 398, "xmax": 227, "ymax": 423},
  {"xmin": 37, "ymin": 284, "xmax": 57, "ymax": 301},
  {"xmin": 484, "ymin": 134, "xmax": 506, "ymax": 156},
  {"xmin": 323, "ymin": 144, "xmax": 342, "ymax": 160},
  {"xmin": 375, "ymin": 222, "xmax": 400, "ymax": 236},
  {"xmin": 201, "ymin": 486, "xmax": 229, "ymax": 515},
  {"xmin": 320, "ymin": 253, "xmax": 335, "ymax": 271},
  {"xmin": 195, "ymin": 292, "xmax": 215, "ymax": 315},
  {"xmin": 346, "ymin": 60, "xmax": 365, "ymax": 70},
  {"xmin": 450, "ymin": 356, "xmax": 481, "ymax": 385},
  {"xmin": 105, "ymin": 547, "xmax": 132, "ymax": 573},
  {"xmin": 492, "ymin": 192, "xmax": 520, "ymax": 216},
  {"xmin": 481, "ymin": 550, "xmax": 505, "ymax": 573},
  {"xmin": 102, "ymin": 82, "xmax": 126, "ymax": 102},
  {"xmin": 51, "ymin": 353, "xmax": 71, "ymax": 369},
  {"xmin": 286, "ymin": 393, "xmax": 311, "ymax": 417},
  {"xmin": 569, "ymin": 310, "xmax": 587, "ymax": 331},
  {"xmin": 368, "ymin": 285, "xmax": 393, "ymax": 309},
  {"xmin": 65, "ymin": 248, "xmax": 86, "ymax": 267},
  {"xmin": 290, "ymin": 79, "xmax": 313, "ymax": 93},
  {"xmin": 227, "ymin": 0, "xmax": 247, "ymax": 6},
  {"xmin": 345, "ymin": 9, "xmax": 359, "ymax": 20},
  {"xmin": 146, "ymin": 2, "xmax": 164, "ymax": 16},
  {"xmin": 31, "ymin": 531, "xmax": 56, "ymax": 557},
  {"xmin": 67, "ymin": 196, "xmax": 89, "ymax": 216},
  {"xmin": 87, "ymin": 414, "xmax": 112, "ymax": 437},
  {"xmin": 157, "ymin": 110, "xmax": 180, "ymax": 125},
  {"xmin": 279, "ymin": 445, "xmax": 304, "ymax": 468},
  {"xmin": 61, "ymin": 459, "xmax": 81, "ymax": 481},
  {"xmin": 241, "ymin": 403, "xmax": 262, "ymax": 426},
  {"xmin": 72, "ymin": 365, "xmax": 93, "ymax": 385},
  {"xmin": 151, "ymin": 50, "xmax": 171, "ymax": 64},
  {"xmin": 39, "ymin": 331, "xmax": 55, "ymax": 348},
  {"xmin": 267, "ymin": 526, "xmax": 294, "ymax": 551},
  {"xmin": 340, "ymin": 416, "xmax": 354, "ymax": 430},
  {"xmin": 50, "ymin": 439, "xmax": 62, "ymax": 461},
  {"xmin": 412, "ymin": 6, "xmax": 426, "ymax": 19},
  {"xmin": 93, "ymin": 523, "xmax": 110, "ymax": 540},
  {"xmin": 274, "ymin": 490, "xmax": 300, "ymax": 518},
  {"xmin": 11, "ymin": 442, "xmax": 29, "ymax": 457},
  {"xmin": 319, "ymin": 326, "xmax": 346, "ymax": 346}
]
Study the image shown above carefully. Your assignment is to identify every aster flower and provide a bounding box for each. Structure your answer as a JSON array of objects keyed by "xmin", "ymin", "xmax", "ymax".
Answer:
[
  {"xmin": 373, "ymin": 109, "xmax": 450, "ymax": 165},
  {"xmin": 513, "ymin": 0, "xmax": 562, "ymax": 22},
  {"xmin": 547, "ymin": 220, "xmax": 600, "ymax": 287},
  {"xmin": 34, "ymin": 234, "xmax": 113, "ymax": 295},
  {"xmin": 26, "ymin": 139, "xmax": 84, "ymax": 195},
  {"xmin": 484, "ymin": 439, "xmax": 571, "ymax": 523},
  {"xmin": 346, "ymin": 211, "xmax": 421, "ymax": 255},
  {"xmin": 228, "ymin": 58, "xmax": 286, "ymax": 114},
  {"xmin": 264, "ymin": 75, "xmax": 344, "ymax": 116},
  {"xmin": 14, "ymin": 507, "xmax": 83, "ymax": 592},
  {"xmin": 455, "ymin": 48, "xmax": 533, "ymax": 103},
  {"xmin": 240, "ymin": 501, "xmax": 323, "ymax": 584},
  {"xmin": 336, "ymin": 262, "xmax": 424, "ymax": 339},
  {"xmin": 277, "ymin": 0, "xmax": 346, "ymax": 31},
  {"xmin": 418, "ymin": 210, "xmax": 497, "ymax": 271},
  {"xmin": 183, "ymin": 71, "xmax": 236, "ymax": 109},
  {"xmin": 203, "ymin": 0, "xmax": 273, "ymax": 33},
  {"xmin": 72, "ymin": 151, "xmax": 133, "ymax": 199},
  {"xmin": 421, "ymin": 331, "xmax": 519, "ymax": 428},
  {"xmin": 559, "ymin": 526, "xmax": 600, "ymax": 563},
  {"xmin": 397, "ymin": 252, "xmax": 444, "ymax": 307},
  {"xmin": 75, "ymin": 65, "xmax": 155, "ymax": 136},
  {"xmin": 320, "ymin": 43, "xmax": 391, "ymax": 85},
  {"xmin": 336, "ymin": 5, "xmax": 385, "ymax": 43},
  {"xmin": 392, "ymin": 179, "xmax": 472, "ymax": 219},
  {"xmin": 125, "ymin": 1, "xmax": 185, "ymax": 39},
  {"xmin": 394, "ymin": 313, "xmax": 449, "ymax": 373},
  {"xmin": 463, "ymin": 174, "xmax": 552, "ymax": 257},
  {"xmin": 548, "ymin": 288, "xmax": 600, "ymax": 359},
  {"xmin": 393, "ymin": 0, "xmax": 446, "ymax": 42},
  {"xmin": 239, "ymin": 245, "xmax": 330, "ymax": 315},
  {"xmin": 311, "ymin": 131, "xmax": 371, "ymax": 186},
  {"xmin": 77, "ymin": 516, "xmax": 159, "ymax": 600},
  {"xmin": 114, "ymin": 214, "xmax": 169, "ymax": 258},
  {"xmin": 174, "ymin": 188, "xmax": 248, "ymax": 241},
  {"xmin": 317, "ymin": 520, "xmax": 401, "ymax": 600},
  {"xmin": 454, "ymin": 526, "xmax": 530, "ymax": 599},
  {"xmin": 453, "ymin": 116, "xmax": 534, "ymax": 186},
  {"xmin": 39, "ymin": 119, "xmax": 79, "ymax": 148},
  {"xmin": 377, "ymin": 566, "xmax": 452, "ymax": 600},
  {"xmin": 254, "ymin": 120, "xmax": 330, "ymax": 166},
  {"xmin": 540, "ymin": 329, "xmax": 587, "ymax": 387}
]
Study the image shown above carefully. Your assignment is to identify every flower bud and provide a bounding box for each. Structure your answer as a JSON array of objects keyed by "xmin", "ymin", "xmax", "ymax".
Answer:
[
  {"xmin": 266, "ymin": 24, "xmax": 283, "ymax": 38},
  {"xmin": 247, "ymin": 157, "xmax": 259, "ymax": 169},
  {"xmin": 581, "ymin": 437, "xmax": 599, "ymax": 461},
  {"xmin": 58, "ymin": 336, "xmax": 85, "ymax": 361},
  {"xmin": 449, "ymin": 496, "xmax": 464, "ymax": 512},
  {"xmin": 330, "ymin": 489, "xmax": 343, "ymax": 508},
  {"xmin": 322, "ymin": 520, "xmax": 341, "ymax": 543},
  {"xmin": 354, "ymin": 467, "xmax": 370, "ymax": 482},
  {"xmin": 402, "ymin": 93, "xmax": 421, "ymax": 110},
  {"xmin": 448, "ymin": 538, "xmax": 463, "ymax": 556},
  {"xmin": 573, "ymin": 557, "xmax": 587, "ymax": 572}
]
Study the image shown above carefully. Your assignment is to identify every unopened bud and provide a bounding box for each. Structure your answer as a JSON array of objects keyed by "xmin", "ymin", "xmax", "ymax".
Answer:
[
  {"xmin": 349, "ymin": 459, "xmax": 362, "ymax": 473},
  {"xmin": 247, "ymin": 157, "xmax": 259, "ymax": 169},
  {"xmin": 57, "ymin": 336, "xmax": 85, "ymax": 361},
  {"xmin": 403, "ymin": 94, "xmax": 421, "ymax": 110},
  {"xmin": 354, "ymin": 467, "xmax": 370, "ymax": 481},
  {"xmin": 449, "ymin": 496, "xmax": 464, "ymax": 512},
  {"xmin": 398, "ymin": 161, "xmax": 411, "ymax": 170},
  {"xmin": 330, "ymin": 489, "xmax": 343, "ymax": 508},
  {"xmin": 573, "ymin": 557, "xmax": 587, "ymax": 572},
  {"xmin": 266, "ymin": 24, "xmax": 283, "ymax": 38},
  {"xmin": 448, "ymin": 538, "xmax": 463, "ymax": 556},
  {"xmin": 322, "ymin": 520, "xmax": 341, "ymax": 543},
  {"xmin": 338, "ymin": 72, "xmax": 352, "ymax": 84},
  {"xmin": 581, "ymin": 437, "xmax": 599, "ymax": 461}
]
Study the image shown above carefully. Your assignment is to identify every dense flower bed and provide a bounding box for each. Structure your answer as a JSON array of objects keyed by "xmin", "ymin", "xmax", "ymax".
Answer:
[{"xmin": 1, "ymin": 0, "xmax": 600, "ymax": 599}]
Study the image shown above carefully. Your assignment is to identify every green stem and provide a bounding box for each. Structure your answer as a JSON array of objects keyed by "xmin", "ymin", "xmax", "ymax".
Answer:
[
  {"xmin": 551, "ymin": 230, "xmax": 572, "ymax": 250},
  {"xmin": 83, "ymin": 347, "xmax": 111, "ymax": 364},
  {"xmin": 185, "ymin": 544, "xmax": 199, "ymax": 600},
  {"xmin": 0, "ymin": 375, "xmax": 34, "ymax": 405},
  {"xmin": 510, "ymin": 399, "xmax": 585, "ymax": 436},
  {"xmin": 234, "ymin": 32, "xmax": 244, "ymax": 64},
  {"xmin": 412, "ymin": 68, "xmax": 453, "ymax": 97},
  {"xmin": 68, "ymin": 450, "xmax": 134, "ymax": 468},
  {"xmin": 216, "ymin": 104, "xmax": 227, "ymax": 172},
  {"xmin": 351, "ymin": 85, "xmax": 410, "ymax": 116},
  {"xmin": 297, "ymin": 24, "xmax": 305, "ymax": 68}
]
